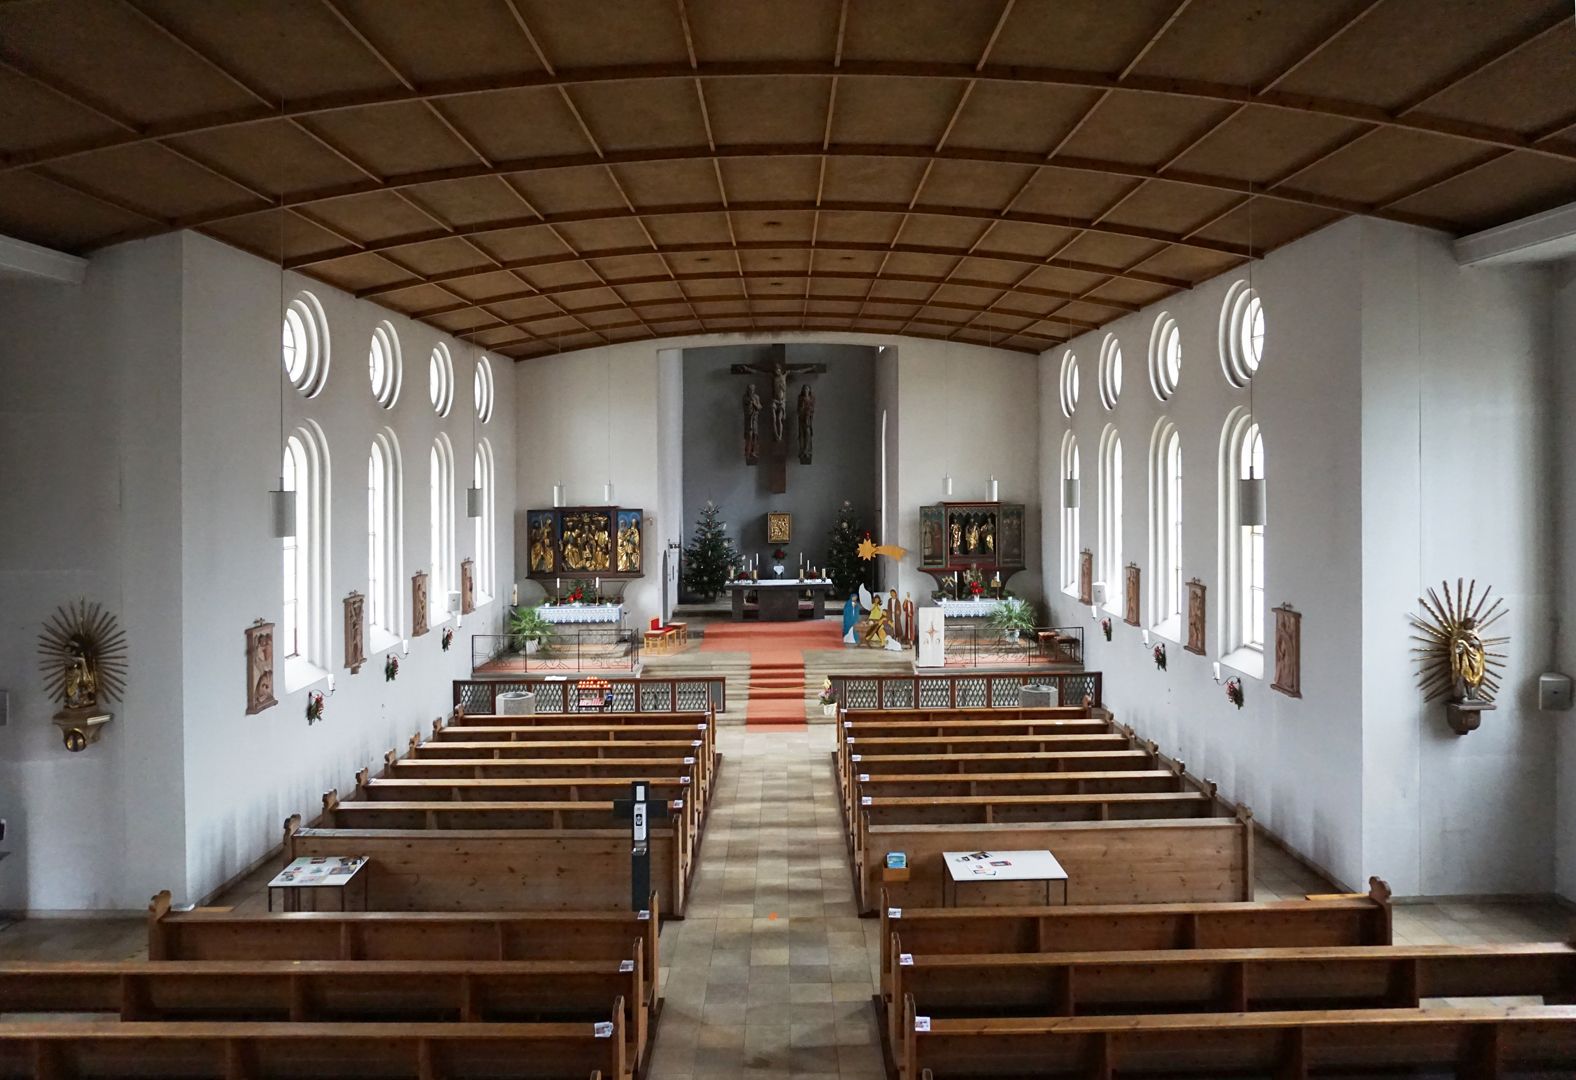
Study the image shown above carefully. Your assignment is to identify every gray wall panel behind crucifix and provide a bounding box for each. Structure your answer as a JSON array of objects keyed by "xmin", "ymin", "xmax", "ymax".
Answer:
[{"xmin": 681, "ymin": 343, "xmax": 877, "ymax": 592}]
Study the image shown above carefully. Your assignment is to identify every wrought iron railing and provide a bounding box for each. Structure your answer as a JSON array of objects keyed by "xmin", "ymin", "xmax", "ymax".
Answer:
[
  {"xmin": 829, "ymin": 670, "xmax": 1102, "ymax": 711},
  {"xmin": 936, "ymin": 625, "xmax": 1084, "ymax": 668},
  {"xmin": 453, "ymin": 676, "xmax": 727, "ymax": 715},
  {"xmin": 470, "ymin": 629, "xmax": 638, "ymax": 676}
]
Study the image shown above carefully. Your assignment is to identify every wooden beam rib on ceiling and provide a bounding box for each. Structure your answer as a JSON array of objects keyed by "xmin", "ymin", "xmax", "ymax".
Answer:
[{"xmin": 5, "ymin": 55, "xmax": 1573, "ymax": 176}]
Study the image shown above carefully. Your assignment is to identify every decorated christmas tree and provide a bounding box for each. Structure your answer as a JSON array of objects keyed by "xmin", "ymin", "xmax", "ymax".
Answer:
[
  {"xmin": 683, "ymin": 501, "xmax": 737, "ymax": 601},
  {"xmin": 825, "ymin": 500, "xmax": 867, "ymax": 597}
]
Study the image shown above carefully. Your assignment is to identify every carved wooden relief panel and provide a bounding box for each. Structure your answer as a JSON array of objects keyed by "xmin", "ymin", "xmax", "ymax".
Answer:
[
  {"xmin": 1124, "ymin": 564, "xmax": 1141, "ymax": 627},
  {"xmin": 1185, "ymin": 579, "xmax": 1207, "ymax": 656},
  {"xmin": 245, "ymin": 619, "xmax": 277, "ymax": 716},
  {"xmin": 1078, "ymin": 549, "xmax": 1093, "ymax": 607},
  {"xmin": 412, "ymin": 571, "xmax": 429, "ymax": 638},
  {"xmin": 344, "ymin": 592, "xmax": 365, "ymax": 674},
  {"xmin": 460, "ymin": 559, "xmax": 475, "ymax": 616},
  {"xmin": 1273, "ymin": 604, "xmax": 1302, "ymax": 698}
]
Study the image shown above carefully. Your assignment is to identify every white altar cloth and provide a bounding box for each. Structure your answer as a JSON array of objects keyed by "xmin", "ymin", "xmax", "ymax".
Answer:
[
  {"xmin": 536, "ymin": 603, "xmax": 623, "ymax": 624},
  {"xmin": 937, "ymin": 597, "xmax": 1005, "ymax": 618}
]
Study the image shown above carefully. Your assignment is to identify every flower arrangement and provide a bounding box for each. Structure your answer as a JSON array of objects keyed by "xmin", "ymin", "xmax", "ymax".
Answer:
[
  {"xmin": 772, "ymin": 547, "xmax": 786, "ymax": 561},
  {"xmin": 1100, "ymin": 617, "xmax": 1112, "ymax": 641},
  {"xmin": 560, "ymin": 580, "xmax": 587, "ymax": 604},
  {"xmin": 1225, "ymin": 677, "xmax": 1244, "ymax": 709},
  {"xmin": 818, "ymin": 678, "xmax": 837, "ymax": 707},
  {"xmin": 1152, "ymin": 642, "xmax": 1167, "ymax": 670},
  {"xmin": 441, "ymin": 626, "xmax": 454, "ymax": 652},
  {"xmin": 305, "ymin": 690, "xmax": 325, "ymax": 723},
  {"xmin": 384, "ymin": 654, "xmax": 400, "ymax": 682}
]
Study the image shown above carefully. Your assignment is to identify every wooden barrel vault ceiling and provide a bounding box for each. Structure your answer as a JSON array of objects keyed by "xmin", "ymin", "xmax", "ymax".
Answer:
[{"xmin": 1, "ymin": 0, "xmax": 1573, "ymax": 360}]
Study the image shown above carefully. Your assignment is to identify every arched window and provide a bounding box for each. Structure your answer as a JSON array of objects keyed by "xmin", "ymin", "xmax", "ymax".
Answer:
[
  {"xmin": 369, "ymin": 321, "xmax": 402, "ymax": 409},
  {"xmin": 1218, "ymin": 409, "xmax": 1266, "ymax": 669},
  {"xmin": 1060, "ymin": 431, "xmax": 1080, "ymax": 595},
  {"xmin": 368, "ymin": 430, "xmax": 403, "ymax": 644},
  {"xmin": 281, "ymin": 421, "xmax": 331, "ymax": 687},
  {"xmin": 473, "ymin": 439, "xmax": 496, "ymax": 602},
  {"xmin": 1148, "ymin": 419, "xmax": 1182, "ymax": 637},
  {"xmin": 281, "ymin": 291, "xmax": 330, "ymax": 398},
  {"xmin": 430, "ymin": 433, "xmax": 455, "ymax": 622},
  {"xmin": 1097, "ymin": 425, "xmax": 1123, "ymax": 613},
  {"xmin": 1058, "ymin": 351, "xmax": 1080, "ymax": 418}
]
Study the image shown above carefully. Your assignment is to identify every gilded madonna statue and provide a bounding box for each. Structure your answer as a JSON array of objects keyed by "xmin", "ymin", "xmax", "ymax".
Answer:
[{"xmin": 1411, "ymin": 578, "xmax": 1508, "ymax": 734}]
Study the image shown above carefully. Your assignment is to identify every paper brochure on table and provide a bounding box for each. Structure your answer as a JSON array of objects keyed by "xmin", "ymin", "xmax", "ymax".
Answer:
[
  {"xmin": 268, "ymin": 855, "xmax": 367, "ymax": 888},
  {"xmin": 942, "ymin": 848, "xmax": 1067, "ymax": 883}
]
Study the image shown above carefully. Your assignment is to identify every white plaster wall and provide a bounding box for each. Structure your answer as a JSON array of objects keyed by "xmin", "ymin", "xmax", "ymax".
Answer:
[
  {"xmin": 1044, "ymin": 219, "xmax": 1369, "ymax": 890},
  {"xmin": 176, "ymin": 234, "xmax": 516, "ymax": 903},
  {"xmin": 1540, "ymin": 258, "xmax": 1576, "ymax": 903},
  {"xmin": 1359, "ymin": 222, "xmax": 1555, "ymax": 897},
  {"xmin": 515, "ymin": 333, "xmax": 1041, "ymax": 630},
  {"xmin": 0, "ymin": 236, "xmax": 190, "ymax": 913}
]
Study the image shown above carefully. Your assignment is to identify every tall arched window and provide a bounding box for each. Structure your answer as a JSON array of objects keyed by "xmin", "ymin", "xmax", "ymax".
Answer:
[
  {"xmin": 1218, "ymin": 409, "xmax": 1266, "ymax": 669},
  {"xmin": 1060, "ymin": 432, "xmax": 1080, "ymax": 595},
  {"xmin": 1148, "ymin": 419, "xmax": 1182, "ymax": 637},
  {"xmin": 368, "ymin": 430, "xmax": 403, "ymax": 643},
  {"xmin": 1097, "ymin": 425, "xmax": 1123, "ymax": 613},
  {"xmin": 430, "ymin": 433, "xmax": 455, "ymax": 623},
  {"xmin": 473, "ymin": 439, "xmax": 496, "ymax": 602},
  {"xmin": 281, "ymin": 421, "xmax": 331, "ymax": 688}
]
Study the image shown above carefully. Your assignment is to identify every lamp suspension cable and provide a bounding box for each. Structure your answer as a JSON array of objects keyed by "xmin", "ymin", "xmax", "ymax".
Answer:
[
  {"xmin": 1239, "ymin": 181, "xmax": 1267, "ymax": 528},
  {"xmin": 270, "ymin": 189, "xmax": 295, "ymax": 539}
]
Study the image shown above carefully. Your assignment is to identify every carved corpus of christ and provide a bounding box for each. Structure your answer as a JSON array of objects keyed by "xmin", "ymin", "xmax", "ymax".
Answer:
[{"xmin": 730, "ymin": 346, "xmax": 826, "ymax": 448}]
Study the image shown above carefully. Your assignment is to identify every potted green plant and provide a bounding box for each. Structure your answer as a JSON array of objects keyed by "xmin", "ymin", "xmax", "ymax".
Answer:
[
  {"xmin": 508, "ymin": 606, "xmax": 555, "ymax": 656},
  {"xmin": 988, "ymin": 596, "xmax": 1036, "ymax": 643}
]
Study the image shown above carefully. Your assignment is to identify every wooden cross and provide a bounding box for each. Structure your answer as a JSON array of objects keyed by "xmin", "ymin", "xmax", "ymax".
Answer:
[
  {"xmin": 612, "ymin": 781, "xmax": 673, "ymax": 912},
  {"xmin": 731, "ymin": 345, "xmax": 825, "ymax": 494}
]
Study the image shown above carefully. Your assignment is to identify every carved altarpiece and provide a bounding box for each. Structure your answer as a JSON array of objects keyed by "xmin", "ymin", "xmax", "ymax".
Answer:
[
  {"xmin": 1185, "ymin": 579, "xmax": 1207, "ymax": 656},
  {"xmin": 245, "ymin": 619, "xmax": 277, "ymax": 716},
  {"xmin": 1124, "ymin": 564, "xmax": 1141, "ymax": 627},
  {"xmin": 1273, "ymin": 604, "xmax": 1302, "ymax": 699},
  {"xmin": 412, "ymin": 571, "xmax": 429, "ymax": 638},
  {"xmin": 344, "ymin": 592, "xmax": 366, "ymax": 674}
]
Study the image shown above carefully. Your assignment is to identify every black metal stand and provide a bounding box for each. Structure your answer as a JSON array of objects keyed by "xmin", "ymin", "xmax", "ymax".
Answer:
[{"xmin": 613, "ymin": 781, "xmax": 671, "ymax": 912}]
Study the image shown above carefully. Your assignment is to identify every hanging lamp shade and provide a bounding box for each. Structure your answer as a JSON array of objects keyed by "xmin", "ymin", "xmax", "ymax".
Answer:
[
  {"xmin": 603, "ymin": 482, "xmax": 614, "ymax": 504},
  {"xmin": 271, "ymin": 486, "xmax": 295, "ymax": 539},
  {"xmin": 467, "ymin": 486, "xmax": 483, "ymax": 518},
  {"xmin": 1239, "ymin": 476, "xmax": 1267, "ymax": 527},
  {"xmin": 552, "ymin": 482, "xmax": 564, "ymax": 507},
  {"xmin": 942, "ymin": 474, "xmax": 953, "ymax": 496},
  {"xmin": 1062, "ymin": 476, "xmax": 1080, "ymax": 509}
]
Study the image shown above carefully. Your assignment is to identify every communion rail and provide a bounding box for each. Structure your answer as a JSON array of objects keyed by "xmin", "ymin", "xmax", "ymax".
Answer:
[
  {"xmin": 830, "ymin": 670, "xmax": 1102, "ymax": 711},
  {"xmin": 939, "ymin": 625, "xmax": 1084, "ymax": 668},
  {"xmin": 470, "ymin": 629, "xmax": 638, "ymax": 676},
  {"xmin": 454, "ymin": 676, "xmax": 727, "ymax": 715}
]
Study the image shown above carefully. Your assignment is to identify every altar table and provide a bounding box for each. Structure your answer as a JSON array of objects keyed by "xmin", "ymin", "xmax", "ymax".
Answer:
[{"xmin": 726, "ymin": 579, "xmax": 836, "ymax": 621}]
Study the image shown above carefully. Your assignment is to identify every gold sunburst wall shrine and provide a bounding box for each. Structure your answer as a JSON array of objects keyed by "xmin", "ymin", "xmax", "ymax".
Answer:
[
  {"xmin": 1409, "ymin": 579, "xmax": 1508, "ymax": 736},
  {"xmin": 36, "ymin": 600, "xmax": 127, "ymax": 751}
]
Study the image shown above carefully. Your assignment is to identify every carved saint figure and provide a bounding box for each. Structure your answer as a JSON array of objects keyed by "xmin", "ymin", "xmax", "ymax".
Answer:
[
  {"xmin": 743, "ymin": 384, "xmax": 762, "ymax": 464},
  {"xmin": 530, "ymin": 517, "xmax": 555, "ymax": 573},
  {"xmin": 1450, "ymin": 616, "xmax": 1487, "ymax": 700},
  {"xmin": 64, "ymin": 653, "xmax": 97, "ymax": 709},
  {"xmin": 797, "ymin": 383, "xmax": 815, "ymax": 464},
  {"xmin": 617, "ymin": 519, "xmax": 642, "ymax": 573},
  {"xmin": 966, "ymin": 517, "xmax": 980, "ymax": 554},
  {"xmin": 950, "ymin": 519, "xmax": 962, "ymax": 555},
  {"xmin": 730, "ymin": 351, "xmax": 824, "ymax": 449},
  {"xmin": 981, "ymin": 516, "xmax": 994, "ymax": 554}
]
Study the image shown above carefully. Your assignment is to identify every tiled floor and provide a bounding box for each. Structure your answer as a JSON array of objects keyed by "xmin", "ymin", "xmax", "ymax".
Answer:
[{"xmin": 0, "ymin": 718, "xmax": 1570, "ymax": 1079}]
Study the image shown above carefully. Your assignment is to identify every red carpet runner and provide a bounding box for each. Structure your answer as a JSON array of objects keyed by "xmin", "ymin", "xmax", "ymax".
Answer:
[{"xmin": 700, "ymin": 620, "xmax": 845, "ymax": 726}]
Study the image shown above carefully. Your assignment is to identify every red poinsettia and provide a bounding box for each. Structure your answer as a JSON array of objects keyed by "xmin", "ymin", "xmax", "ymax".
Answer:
[{"xmin": 773, "ymin": 548, "xmax": 786, "ymax": 560}]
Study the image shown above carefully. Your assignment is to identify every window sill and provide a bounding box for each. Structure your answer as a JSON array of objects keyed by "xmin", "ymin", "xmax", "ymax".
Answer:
[
  {"xmin": 1150, "ymin": 615, "xmax": 1183, "ymax": 644},
  {"xmin": 1220, "ymin": 646, "xmax": 1264, "ymax": 680},
  {"xmin": 370, "ymin": 627, "xmax": 401, "ymax": 655},
  {"xmin": 284, "ymin": 656, "xmax": 330, "ymax": 695}
]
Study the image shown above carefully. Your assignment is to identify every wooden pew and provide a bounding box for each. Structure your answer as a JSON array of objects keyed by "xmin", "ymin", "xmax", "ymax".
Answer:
[
  {"xmin": 900, "ymin": 998, "xmax": 1576, "ymax": 1080},
  {"xmin": 434, "ymin": 715, "xmax": 714, "ymax": 774},
  {"xmin": 887, "ymin": 940, "xmax": 1576, "ymax": 1068},
  {"xmin": 874, "ymin": 881, "xmax": 1395, "ymax": 997},
  {"xmin": 852, "ymin": 769, "xmax": 1184, "ymax": 800},
  {"xmin": 450, "ymin": 708, "xmax": 715, "ymax": 768},
  {"xmin": 854, "ymin": 791, "xmax": 1218, "ymax": 887},
  {"xmin": 859, "ymin": 811, "xmax": 1254, "ymax": 914},
  {"xmin": 0, "ymin": 956, "xmax": 650, "ymax": 1069},
  {"xmin": 0, "ymin": 1012, "xmax": 628, "ymax": 1080},
  {"xmin": 286, "ymin": 815, "xmax": 689, "ymax": 916},
  {"xmin": 836, "ymin": 719, "xmax": 1115, "ymax": 792},
  {"xmin": 385, "ymin": 753, "xmax": 701, "ymax": 782},
  {"xmin": 147, "ymin": 891, "xmax": 661, "ymax": 992}
]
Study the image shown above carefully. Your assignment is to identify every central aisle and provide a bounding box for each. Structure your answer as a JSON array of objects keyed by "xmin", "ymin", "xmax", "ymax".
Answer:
[{"xmin": 648, "ymin": 722, "xmax": 886, "ymax": 1080}]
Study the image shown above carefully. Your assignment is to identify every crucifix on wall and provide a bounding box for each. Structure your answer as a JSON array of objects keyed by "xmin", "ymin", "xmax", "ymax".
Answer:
[{"xmin": 732, "ymin": 345, "xmax": 825, "ymax": 494}]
